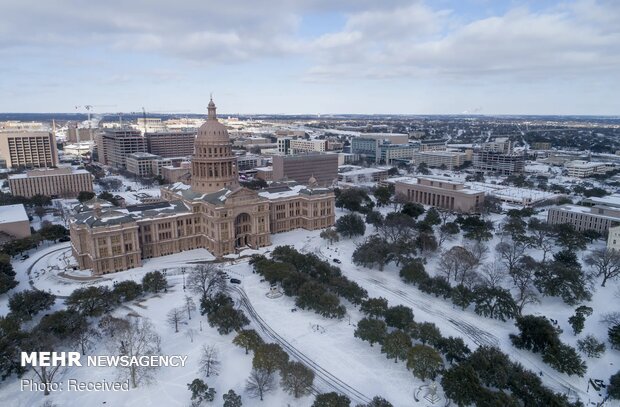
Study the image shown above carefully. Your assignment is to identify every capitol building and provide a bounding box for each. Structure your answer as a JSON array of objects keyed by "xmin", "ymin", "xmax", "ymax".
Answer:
[{"xmin": 70, "ymin": 99, "xmax": 335, "ymax": 275}]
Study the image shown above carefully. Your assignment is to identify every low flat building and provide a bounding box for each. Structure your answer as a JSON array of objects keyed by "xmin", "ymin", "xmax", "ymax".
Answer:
[
  {"xmin": 547, "ymin": 204, "xmax": 620, "ymax": 233},
  {"xmin": 338, "ymin": 167, "xmax": 389, "ymax": 184},
  {"xmin": 272, "ymin": 153, "xmax": 338, "ymax": 187},
  {"xmin": 419, "ymin": 139, "xmax": 447, "ymax": 152},
  {"xmin": 255, "ymin": 167, "xmax": 273, "ymax": 181},
  {"xmin": 126, "ymin": 152, "xmax": 171, "ymax": 178},
  {"xmin": 395, "ymin": 176, "xmax": 485, "ymax": 213},
  {"xmin": 0, "ymin": 204, "xmax": 31, "ymax": 240},
  {"xmin": 9, "ymin": 167, "xmax": 93, "ymax": 198},
  {"xmin": 565, "ymin": 160, "xmax": 611, "ymax": 178}
]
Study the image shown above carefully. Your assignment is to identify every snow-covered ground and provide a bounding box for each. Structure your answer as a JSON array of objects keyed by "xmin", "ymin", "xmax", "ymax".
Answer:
[{"xmin": 1, "ymin": 205, "xmax": 620, "ymax": 406}]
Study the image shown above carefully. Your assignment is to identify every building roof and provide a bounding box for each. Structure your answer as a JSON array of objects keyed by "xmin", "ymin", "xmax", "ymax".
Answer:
[
  {"xmin": 197, "ymin": 98, "xmax": 230, "ymax": 144},
  {"xmin": 0, "ymin": 204, "xmax": 29, "ymax": 224}
]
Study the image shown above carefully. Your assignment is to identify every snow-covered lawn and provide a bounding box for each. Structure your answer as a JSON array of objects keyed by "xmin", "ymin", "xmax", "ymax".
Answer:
[{"xmin": 1, "ymin": 206, "xmax": 620, "ymax": 406}]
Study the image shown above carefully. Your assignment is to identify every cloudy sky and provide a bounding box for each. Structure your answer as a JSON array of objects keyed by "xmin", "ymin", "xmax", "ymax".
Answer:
[{"xmin": 0, "ymin": 0, "xmax": 619, "ymax": 115}]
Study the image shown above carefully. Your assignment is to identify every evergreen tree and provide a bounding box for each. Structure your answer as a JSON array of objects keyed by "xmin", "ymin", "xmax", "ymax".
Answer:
[
  {"xmin": 541, "ymin": 343, "xmax": 587, "ymax": 377},
  {"xmin": 510, "ymin": 315, "xmax": 560, "ymax": 353},
  {"xmin": 437, "ymin": 336, "xmax": 471, "ymax": 365},
  {"xmin": 357, "ymin": 396, "xmax": 393, "ymax": 407},
  {"xmin": 233, "ymin": 329, "xmax": 264, "ymax": 354},
  {"xmin": 65, "ymin": 286, "xmax": 116, "ymax": 316},
  {"xmin": 381, "ymin": 330, "xmax": 411, "ymax": 363},
  {"xmin": 609, "ymin": 324, "xmax": 620, "ymax": 350},
  {"xmin": 252, "ymin": 343, "xmax": 290, "ymax": 375},
  {"xmin": 142, "ymin": 270, "xmax": 167, "ymax": 293},
  {"xmin": 399, "ymin": 260, "xmax": 428, "ymax": 285},
  {"xmin": 8, "ymin": 289, "xmax": 55, "ymax": 321},
  {"xmin": 352, "ymin": 235, "xmax": 392, "ymax": 271},
  {"xmin": 112, "ymin": 280, "xmax": 143, "ymax": 302},
  {"xmin": 568, "ymin": 305, "xmax": 593, "ymax": 335},
  {"xmin": 312, "ymin": 392, "xmax": 351, "ymax": 407},
  {"xmin": 223, "ymin": 389, "xmax": 242, "ymax": 407},
  {"xmin": 401, "ymin": 202, "xmax": 425, "ymax": 218},
  {"xmin": 609, "ymin": 370, "xmax": 620, "ymax": 400},
  {"xmin": 406, "ymin": 345, "xmax": 443, "ymax": 381},
  {"xmin": 534, "ymin": 250, "xmax": 591, "ymax": 305},
  {"xmin": 360, "ymin": 297, "xmax": 388, "ymax": 319},
  {"xmin": 410, "ymin": 322, "xmax": 443, "ymax": 347},
  {"xmin": 336, "ymin": 214, "xmax": 366, "ymax": 238},
  {"xmin": 187, "ymin": 378, "xmax": 216, "ymax": 404},
  {"xmin": 207, "ymin": 305, "xmax": 249, "ymax": 334},
  {"xmin": 384, "ymin": 305, "xmax": 414, "ymax": 329},
  {"xmin": 473, "ymin": 286, "xmax": 518, "ymax": 321},
  {"xmin": 354, "ymin": 318, "xmax": 387, "ymax": 347}
]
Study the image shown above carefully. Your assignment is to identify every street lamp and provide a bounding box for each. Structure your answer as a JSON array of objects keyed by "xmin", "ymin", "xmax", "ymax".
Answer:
[{"xmin": 182, "ymin": 268, "xmax": 186, "ymax": 290}]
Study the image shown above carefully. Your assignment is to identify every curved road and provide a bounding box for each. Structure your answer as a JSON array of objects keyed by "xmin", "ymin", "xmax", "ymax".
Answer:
[{"xmin": 229, "ymin": 285, "xmax": 372, "ymax": 405}]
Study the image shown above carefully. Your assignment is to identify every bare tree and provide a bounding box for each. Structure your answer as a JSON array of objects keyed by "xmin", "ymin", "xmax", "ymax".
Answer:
[
  {"xmin": 167, "ymin": 307, "xmax": 186, "ymax": 333},
  {"xmin": 200, "ymin": 344, "xmax": 221, "ymax": 377},
  {"xmin": 509, "ymin": 256, "xmax": 540, "ymax": 315},
  {"xmin": 481, "ymin": 260, "xmax": 507, "ymax": 288},
  {"xmin": 438, "ymin": 246, "xmax": 478, "ymax": 284},
  {"xmin": 246, "ymin": 368, "xmax": 276, "ymax": 401},
  {"xmin": 584, "ymin": 248, "xmax": 620, "ymax": 287},
  {"xmin": 185, "ymin": 328, "xmax": 197, "ymax": 343},
  {"xmin": 495, "ymin": 240, "xmax": 526, "ymax": 274},
  {"xmin": 187, "ymin": 264, "xmax": 226, "ymax": 298},
  {"xmin": 98, "ymin": 314, "xmax": 130, "ymax": 338},
  {"xmin": 465, "ymin": 240, "xmax": 489, "ymax": 266},
  {"xmin": 528, "ymin": 227, "xmax": 554, "ymax": 261},
  {"xmin": 184, "ymin": 295, "xmax": 197, "ymax": 320},
  {"xmin": 112, "ymin": 317, "xmax": 161, "ymax": 388},
  {"xmin": 22, "ymin": 327, "xmax": 66, "ymax": 396}
]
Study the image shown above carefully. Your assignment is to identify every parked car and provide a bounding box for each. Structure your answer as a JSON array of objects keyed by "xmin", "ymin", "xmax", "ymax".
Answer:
[
  {"xmin": 332, "ymin": 258, "xmax": 341, "ymax": 264},
  {"xmin": 230, "ymin": 278, "xmax": 241, "ymax": 284},
  {"xmin": 21, "ymin": 254, "xmax": 29, "ymax": 260},
  {"xmin": 58, "ymin": 236, "xmax": 70, "ymax": 242}
]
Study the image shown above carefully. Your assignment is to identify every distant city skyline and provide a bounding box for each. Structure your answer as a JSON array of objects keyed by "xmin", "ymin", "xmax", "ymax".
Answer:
[{"xmin": 0, "ymin": 0, "xmax": 618, "ymax": 115}]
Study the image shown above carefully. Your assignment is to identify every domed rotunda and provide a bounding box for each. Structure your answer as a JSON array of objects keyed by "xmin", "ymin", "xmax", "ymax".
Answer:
[{"xmin": 190, "ymin": 98, "xmax": 239, "ymax": 193}]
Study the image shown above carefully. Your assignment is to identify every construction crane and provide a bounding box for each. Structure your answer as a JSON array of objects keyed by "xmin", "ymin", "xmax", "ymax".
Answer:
[
  {"xmin": 74, "ymin": 104, "xmax": 116, "ymax": 143},
  {"xmin": 129, "ymin": 108, "xmax": 190, "ymax": 134}
]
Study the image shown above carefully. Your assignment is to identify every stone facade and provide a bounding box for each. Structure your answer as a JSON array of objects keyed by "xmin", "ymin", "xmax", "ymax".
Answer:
[
  {"xmin": 9, "ymin": 167, "xmax": 93, "ymax": 198},
  {"xmin": 395, "ymin": 176, "xmax": 485, "ymax": 213},
  {"xmin": 70, "ymin": 99, "xmax": 335, "ymax": 275}
]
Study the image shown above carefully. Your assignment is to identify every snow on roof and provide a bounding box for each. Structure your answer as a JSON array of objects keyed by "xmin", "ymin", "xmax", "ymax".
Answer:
[
  {"xmin": 340, "ymin": 168, "xmax": 386, "ymax": 176},
  {"xmin": 583, "ymin": 194, "xmax": 620, "ymax": 207},
  {"xmin": 258, "ymin": 184, "xmax": 306, "ymax": 199},
  {"xmin": 0, "ymin": 204, "xmax": 29, "ymax": 224}
]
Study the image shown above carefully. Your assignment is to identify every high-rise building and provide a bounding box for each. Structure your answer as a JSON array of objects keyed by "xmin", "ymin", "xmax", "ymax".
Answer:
[
  {"xmin": 98, "ymin": 129, "xmax": 146, "ymax": 169},
  {"xmin": 0, "ymin": 131, "xmax": 58, "ymax": 168},
  {"xmin": 272, "ymin": 153, "xmax": 338, "ymax": 186},
  {"xmin": 145, "ymin": 131, "xmax": 196, "ymax": 158}
]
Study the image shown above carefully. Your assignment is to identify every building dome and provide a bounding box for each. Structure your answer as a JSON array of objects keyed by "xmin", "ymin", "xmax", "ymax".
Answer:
[{"xmin": 196, "ymin": 97, "xmax": 229, "ymax": 143}]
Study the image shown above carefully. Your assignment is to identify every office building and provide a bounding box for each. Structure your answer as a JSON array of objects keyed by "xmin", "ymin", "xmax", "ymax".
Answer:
[
  {"xmin": 145, "ymin": 131, "xmax": 196, "ymax": 158},
  {"xmin": 126, "ymin": 153, "xmax": 172, "ymax": 178},
  {"xmin": 99, "ymin": 129, "xmax": 146, "ymax": 169},
  {"xmin": 547, "ymin": 204, "xmax": 620, "ymax": 234},
  {"xmin": 413, "ymin": 151, "xmax": 468, "ymax": 170},
  {"xmin": 9, "ymin": 167, "xmax": 93, "ymax": 198},
  {"xmin": 395, "ymin": 176, "xmax": 485, "ymax": 213},
  {"xmin": 473, "ymin": 151, "xmax": 525, "ymax": 175},
  {"xmin": 272, "ymin": 153, "xmax": 338, "ymax": 187},
  {"xmin": 0, "ymin": 131, "xmax": 58, "ymax": 168},
  {"xmin": 565, "ymin": 160, "xmax": 611, "ymax": 178},
  {"xmin": 0, "ymin": 204, "xmax": 31, "ymax": 241}
]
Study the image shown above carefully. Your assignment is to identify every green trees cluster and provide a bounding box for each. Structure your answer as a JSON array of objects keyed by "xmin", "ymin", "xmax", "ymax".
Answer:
[
  {"xmin": 200, "ymin": 292, "xmax": 249, "ymax": 335},
  {"xmin": 353, "ymin": 299, "xmax": 462, "ymax": 384},
  {"xmin": 0, "ymin": 254, "xmax": 18, "ymax": 294},
  {"xmin": 441, "ymin": 346, "xmax": 580, "ymax": 407},
  {"xmin": 398, "ymin": 261, "xmax": 518, "ymax": 321},
  {"xmin": 251, "ymin": 246, "xmax": 367, "ymax": 319},
  {"xmin": 510, "ymin": 315, "xmax": 587, "ymax": 376}
]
